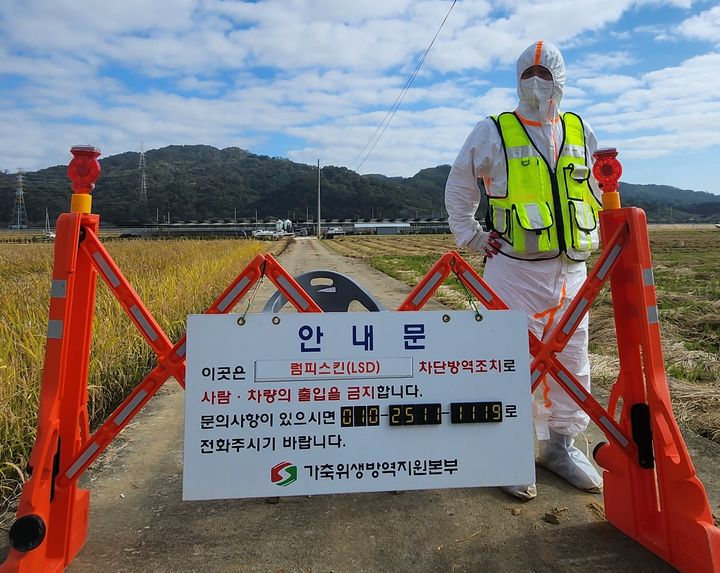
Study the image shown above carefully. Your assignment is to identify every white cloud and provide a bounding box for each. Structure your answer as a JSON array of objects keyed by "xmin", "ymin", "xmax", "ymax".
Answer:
[
  {"xmin": 633, "ymin": 24, "xmax": 666, "ymax": 35},
  {"xmin": 570, "ymin": 51, "xmax": 637, "ymax": 78},
  {"xmin": 638, "ymin": 0, "xmax": 692, "ymax": 7},
  {"xmin": 177, "ymin": 77, "xmax": 227, "ymax": 94},
  {"xmin": 678, "ymin": 6, "xmax": 720, "ymax": 43},
  {"xmin": 581, "ymin": 52, "xmax": 720, "ymax": 160},
  {"xmin": 577, "ymin": 74, "xmax": 643, "ymax": 95},
  {"xmin": 610, "ymin": 130, "xmax": 720, "ymax": 159}
]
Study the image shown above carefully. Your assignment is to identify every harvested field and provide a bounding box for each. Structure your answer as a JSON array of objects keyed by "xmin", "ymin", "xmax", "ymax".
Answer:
[
  {"xmin": 327, "ymin": 226, "xmax": 720, "ymax": 443},
  {"xmin": 0, "ymin": 237, "xmax": 288, "ymax": 511}
]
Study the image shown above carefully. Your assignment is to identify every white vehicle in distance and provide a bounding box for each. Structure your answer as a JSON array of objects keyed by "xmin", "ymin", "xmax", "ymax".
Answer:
[
  {"xmin": 325, "ymin": 226, "xmax": 346, "ymax": 238},
  {"xmin": 252, "ymin": 229, "xmax": 281, "ymax": 239}
]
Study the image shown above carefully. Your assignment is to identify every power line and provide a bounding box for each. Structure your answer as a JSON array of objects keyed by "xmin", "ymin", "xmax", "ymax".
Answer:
[{"xmin": 349, "ymin": 0, "xmax": 457, "ymax": 173}]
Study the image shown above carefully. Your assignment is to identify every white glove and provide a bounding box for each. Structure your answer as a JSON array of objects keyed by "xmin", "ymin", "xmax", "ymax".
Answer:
[{"xmin": 467, "ymin": 229, "xmax": 501, "ymax": 258}]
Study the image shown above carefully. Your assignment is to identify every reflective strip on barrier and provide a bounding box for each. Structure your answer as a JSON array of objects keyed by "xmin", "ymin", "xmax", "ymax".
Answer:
[
  {"xmin": 562, "ymin": 298, "xmax": 589, "ymax": 334},
  {"xmin": 217, "ymin": 277, "xmax": 251, "ymax": 312},
  {"xmin": 460, "ymin": 270, "xmax": 493, "ymax": 303},
  {"xmin": 600, "ymin": 415, "xmax": 630, "ymax": 448},
  {"xmin": 531, "ymin": 369, "xmax": 542, "ymax": 383},
  {"xmin": 65, "ymin": 442, "xmax": 100, "ymax": 480},
  {"xmin": 412, "ymin": 271, "xmax": 443, "ymax": 306},
  {"xmin": 113, "ymin": 390, "xmax": 148, "ymax": 426},
  {"xmin": 92, "ymin": 251, "xmax": 120, "ymax": 287},
  {"xmin": 556, "ymin": 370, "xmax": 587, "ymax": 402},
  {"xmin": 597, "ymin": 244, "xmax": 623, "ymax": 280},
  {"xmin": 50, "ymin": 279, "xmax": 67, "ymax": 298},
  {"xmin": 276, "ymin": 275, "xmax": 309, "ymax": 310},
  {"xmin": 647, "ymin": 306, "xmax": 659, "ymax": 324},
  {"xmin": 130, "ymin": 305, "xmax": 159, "ymax": 341},
  {"xmin": 47, "ymin": 319, "xmax": 64, "ymax": 340},
  {"xmin": 643, "ymin": 268, "xmax": 654, "ymax": 286},
  {"xmin": 175, "ymin": 341, "xmax": 186, "ymax": 358}
]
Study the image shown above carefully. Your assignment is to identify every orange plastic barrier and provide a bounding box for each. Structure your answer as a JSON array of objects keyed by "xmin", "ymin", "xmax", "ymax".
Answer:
[
  {"xmin": 0, "ymin": 147, "xmax": 321, "ymax": 573},
  {"xmin": 594, "ymin": 205, "xmax": 720, "ymax": 571}
]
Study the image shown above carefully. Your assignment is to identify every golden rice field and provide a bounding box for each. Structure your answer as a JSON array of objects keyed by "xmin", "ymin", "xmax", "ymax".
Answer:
[
  {"xmin": 327, "ymin": 226, "xmax": 720, "ymax": 443},
  {"xmin": 0, "ymin": 237, "xmax": 285, "ymax": 504}
]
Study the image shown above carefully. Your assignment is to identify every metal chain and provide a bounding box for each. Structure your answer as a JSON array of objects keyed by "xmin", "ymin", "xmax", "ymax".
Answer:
[
  {"xmin": 238, "ymin": 260, "xmax": 266, "ymax": 323},
  {"xmin": 452, "ymin": 268, "xmax": 483, "ymax": 320}
]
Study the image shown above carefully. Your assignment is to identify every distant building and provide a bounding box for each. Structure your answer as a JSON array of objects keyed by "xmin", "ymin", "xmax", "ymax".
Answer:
[{"xmin": 353, "ymin": 222, "xmax": 411, "ymax": 235}]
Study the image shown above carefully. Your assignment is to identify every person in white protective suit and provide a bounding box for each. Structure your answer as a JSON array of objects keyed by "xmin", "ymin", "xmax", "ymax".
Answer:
[{"xmin": 444, "ymin": 40, "xmax": 604, "ymax": 500}]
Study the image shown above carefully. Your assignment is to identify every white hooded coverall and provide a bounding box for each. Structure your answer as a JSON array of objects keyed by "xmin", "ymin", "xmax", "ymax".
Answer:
[{"xmin": 445, "ymin": 41, "xmax": 602, "ymax": 438}]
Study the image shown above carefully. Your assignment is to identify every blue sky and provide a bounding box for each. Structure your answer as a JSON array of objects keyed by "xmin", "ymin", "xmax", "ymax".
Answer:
[{"xmin": 1, "ymin": 0, "xmax": 719, "ymax": 194}]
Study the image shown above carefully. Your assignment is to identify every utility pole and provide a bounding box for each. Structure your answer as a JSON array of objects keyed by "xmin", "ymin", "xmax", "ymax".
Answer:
[
  {"xmin": 9, "ymin": 170, "xmax": 28, "ymax": 229},
  {"xmin": 316, "ymin": 159, "xmax": 321, "ymax": 239}
]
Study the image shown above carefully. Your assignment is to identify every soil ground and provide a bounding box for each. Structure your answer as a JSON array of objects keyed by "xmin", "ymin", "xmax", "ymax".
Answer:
[{"xmin": 3, "ymin": 237, "xmax": 720, "ymax": 572}]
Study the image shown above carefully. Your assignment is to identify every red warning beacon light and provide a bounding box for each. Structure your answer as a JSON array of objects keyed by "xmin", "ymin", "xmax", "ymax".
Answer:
[
  {"xmin": 592, "ymin": 147, "xmax": 622, "ymax": 210},
  {"xmin": 67, "ymin": 145, "xmax": 101, "ymax": 214}
]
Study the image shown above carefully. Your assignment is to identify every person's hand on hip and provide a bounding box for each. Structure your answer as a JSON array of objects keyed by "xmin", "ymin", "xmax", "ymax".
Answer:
[{"xmin": 468, "ymin": 229, "xmax": 502, "ymax": 258}]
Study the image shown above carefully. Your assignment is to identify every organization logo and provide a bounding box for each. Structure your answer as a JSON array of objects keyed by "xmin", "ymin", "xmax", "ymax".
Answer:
[{"xmin": 270, "ymin": 461, "xmax": 298, "ymax": 487}]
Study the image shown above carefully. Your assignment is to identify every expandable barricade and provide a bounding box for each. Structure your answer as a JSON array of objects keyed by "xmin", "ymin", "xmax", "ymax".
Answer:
[
  {"xmin": 1, "ymin": 146, "xmax": 719, "ymax": 572},
  {"xmin": 1, "ymin": 147, "xmax": 322, "ymax": 573}
]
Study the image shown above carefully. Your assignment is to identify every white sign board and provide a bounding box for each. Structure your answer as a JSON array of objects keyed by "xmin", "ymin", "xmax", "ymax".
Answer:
[{"xmin": 183, "ymin": 310, "xmax": 534, "ymax": 500}]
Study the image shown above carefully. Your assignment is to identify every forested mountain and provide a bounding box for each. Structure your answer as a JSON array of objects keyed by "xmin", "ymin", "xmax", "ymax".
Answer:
[{"xmin": 1, "ymin": 145, "xmax": 719, "ymax": 225}]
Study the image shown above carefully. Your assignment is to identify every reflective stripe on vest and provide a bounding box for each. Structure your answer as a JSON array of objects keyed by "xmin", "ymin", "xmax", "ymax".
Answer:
[{"xmin": 488, "ymin": 111, "xmax": 602, "ymax": 262}]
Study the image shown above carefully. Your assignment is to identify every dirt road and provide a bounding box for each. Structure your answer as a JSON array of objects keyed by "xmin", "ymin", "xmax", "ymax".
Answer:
[{"xmin": 5, "ymin": 238, "xmax": 719, "ymax": 572}]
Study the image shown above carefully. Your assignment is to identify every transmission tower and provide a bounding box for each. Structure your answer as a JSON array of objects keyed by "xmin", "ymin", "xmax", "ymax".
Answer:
[
  {"xmin": 139, "ymin": 141, "xmax": 148, "ymax": 203},
  {"xmin": 9, "ymin": 170, "xmax": 28, "ymax": 229}
]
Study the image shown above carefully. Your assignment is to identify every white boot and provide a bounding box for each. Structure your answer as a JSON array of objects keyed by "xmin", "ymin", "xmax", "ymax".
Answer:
[
  {"xmin": 539, "ymin": 429, "xmax": 602, "ymax": 493},
  {"xmin": 500, "ymin": 483, "xmax": 537, "ymax": 501}
]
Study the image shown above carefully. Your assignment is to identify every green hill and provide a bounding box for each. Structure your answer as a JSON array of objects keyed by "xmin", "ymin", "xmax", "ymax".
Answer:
[{"xmin": 0, "ymin": 145, "xmax": 718, "ymax": 225}]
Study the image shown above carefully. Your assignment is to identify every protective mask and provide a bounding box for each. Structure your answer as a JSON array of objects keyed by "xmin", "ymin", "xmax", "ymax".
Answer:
[{"xmin": 520, "ymin": 77, "xmax": 555, "ymax": 108}]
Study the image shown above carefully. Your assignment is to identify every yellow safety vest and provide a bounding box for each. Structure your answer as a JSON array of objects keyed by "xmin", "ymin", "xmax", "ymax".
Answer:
[{"xmin": 487, "ymin": 112, "xmax": 602, "ymax": 262}]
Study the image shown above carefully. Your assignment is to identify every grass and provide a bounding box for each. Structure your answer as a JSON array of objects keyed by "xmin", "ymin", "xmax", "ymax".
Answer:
[
  {"xmin": 327, "ymin": 226, "xmax": 720, "ymax": 442},
  {"xmin": 0, "ymin": 237, "xmax": 287, "ymax": 505}
]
